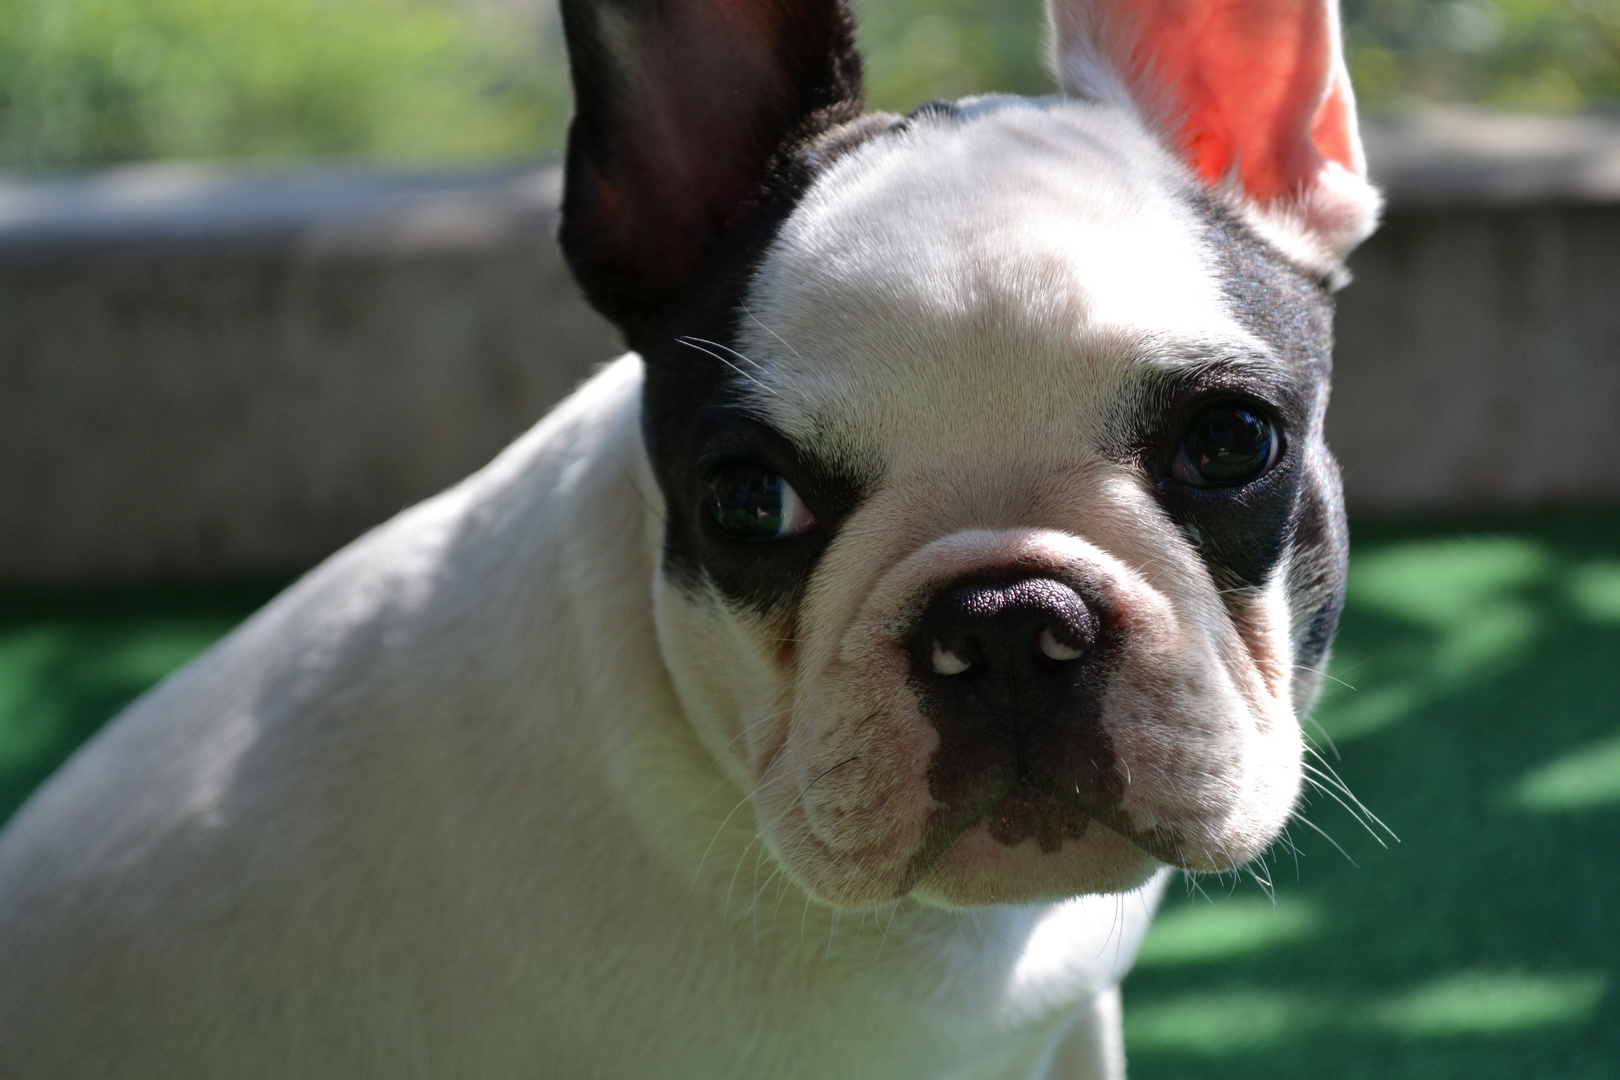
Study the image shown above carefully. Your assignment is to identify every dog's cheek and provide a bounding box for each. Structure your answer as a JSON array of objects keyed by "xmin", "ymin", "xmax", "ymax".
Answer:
[
  {"xmin": 1213, "ymin": 574, "xmax": 1308, "ymax": 863},
  {"xmin": 1224, "ymin": 571, "xmax": 1299, "ymax": 708},
  {"xmin": 805, "ymin": 640, "xmax": 939, "ymax": 832},
  {"xmin": 652, "ymin": 573, "xmax": 796, "ymax": 780},
  {"xmin": 1103, "ymin": 577, "xmax": 1303, "ymax": 871},
  {"xmin": 1285, "ymin": 444, "xmax": 1351, "ymax": 710},
  {"xmin": 738, "ymin": 504, "xmax": 948, "ymax": 905},
  {"xmin": 751, "ymin": 635, "xmax": 942, "ymax": 907}
]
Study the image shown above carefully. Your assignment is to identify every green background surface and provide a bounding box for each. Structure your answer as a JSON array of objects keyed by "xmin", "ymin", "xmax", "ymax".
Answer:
[{"xmin": 1, "ymin": 507, "xmax": 1616, "ymax": 1076}]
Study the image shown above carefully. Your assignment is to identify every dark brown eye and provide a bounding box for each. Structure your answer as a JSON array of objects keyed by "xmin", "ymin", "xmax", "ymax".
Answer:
[
  {"xmin": 706, "ymin": 464, "xmax": 816, "ymax": 542},
  {"xmin": 1171, "ymin": 404, "xmax": 1280, "ymax": 487}
]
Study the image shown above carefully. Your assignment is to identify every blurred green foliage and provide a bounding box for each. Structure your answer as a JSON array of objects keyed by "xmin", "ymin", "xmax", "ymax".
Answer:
[
  {"xmin": 0, "ymin": 0, "xmax": 570, "ymax": 169},
  {"xmin": 0, "ymin": 0, "xmax": 1617, "ymax": 170},
  {"xmin": 853, "ymin": 0, "xmax": 1051, "ymax": 108},
  {"xmin": 1345, "ymin": 0, "xmax": 1620, "ymax": 111}
]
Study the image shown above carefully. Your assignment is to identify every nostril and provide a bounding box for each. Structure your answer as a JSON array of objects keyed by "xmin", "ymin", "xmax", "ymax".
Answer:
[
  {"xmin": 930, "ymin": 641, "xmax": 972, "ymax": 676},
  {"xmin": 1036, "ymin": 627, "xmax": 1086, "ymax": 663}
]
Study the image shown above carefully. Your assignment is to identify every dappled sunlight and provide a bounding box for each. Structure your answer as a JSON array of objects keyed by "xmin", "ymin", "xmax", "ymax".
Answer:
[
  {"xmin": 1510, "ymin": 733, "xmax": 1620, "ymax": 812},
  {"xmin": 1127, "ymin": 970, "xmax": 1606, "ymax": 1057},
  {"xmin": 1368, "ymin": 971, "xmax": 1608, "ymax": 1037},
  {"xmin": 1311, "ymin": 529, "xmax": 1620, "ymax": 750},
  {"xmin": 1313, "ymin": 536, "xmax": 1553, "ymax": 747},
  {"xmin": 1348, "ymin": 537, "xmax": 1550, "ymax": 628},
  {"xmin": 1568, "ymin": 561, "xmax": 1620, "ymax": 623},
  {"xmin": 1310, "ymin": 683, "xmax": 1418, "ymax": 742},
  {"xmin": 1125, "ymin": 990, "xmax": 1308, "ymax": 1055},
  {"xmin": 1134, "ymin": 896, "xmax": 1321, "ymax": 967},
  {"xmin": 1426, "ymin": 600, "xmax": 1540, "ymax": 681},
  {"xmin": 1125, "ymin": 508, "xmax": 1620, "ymax": 1078}
]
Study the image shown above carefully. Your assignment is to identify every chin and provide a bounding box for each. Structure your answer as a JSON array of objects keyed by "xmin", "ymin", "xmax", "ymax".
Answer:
[{"xmin": 911, "ymin": 819, "xmax": 1163, "ymax": 909}]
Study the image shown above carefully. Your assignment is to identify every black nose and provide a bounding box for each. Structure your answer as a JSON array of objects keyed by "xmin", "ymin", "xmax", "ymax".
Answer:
[{"xmin": 906, "ymin": 575, "xmax": 1101, "ymax": 730}]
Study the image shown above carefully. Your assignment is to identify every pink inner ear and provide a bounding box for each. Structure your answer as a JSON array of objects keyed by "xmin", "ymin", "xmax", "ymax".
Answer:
[
  {"xmin": 1119, "ymin": 0, "xmax": 1357, "ymax": 202},
  {"xmin": 1310, "ymin": 65, "xmax": 1359, "ymax": 173}
]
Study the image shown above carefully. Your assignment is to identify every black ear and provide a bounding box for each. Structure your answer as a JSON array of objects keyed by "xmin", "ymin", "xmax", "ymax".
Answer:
[{"xmin": 558, "ymin": 0, "xmax": 863, "ymax": 339}]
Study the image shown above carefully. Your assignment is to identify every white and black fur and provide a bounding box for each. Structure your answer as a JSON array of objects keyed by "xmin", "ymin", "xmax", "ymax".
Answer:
[{"xmin": 0, "ymin": 0, "xmax": 1380, "ymax": 1076}]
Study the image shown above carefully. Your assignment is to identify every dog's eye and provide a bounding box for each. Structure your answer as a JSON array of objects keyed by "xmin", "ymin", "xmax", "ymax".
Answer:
[
  {"xmin": 1171, "ymin": 403, "xmax": 1280, "ymax": 487},
  {"xmin": 706, "ymin": 464, "xmax": 817, "ymax": 542}
]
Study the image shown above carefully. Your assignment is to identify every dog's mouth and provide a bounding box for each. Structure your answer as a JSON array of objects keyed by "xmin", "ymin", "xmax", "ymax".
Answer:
[
  {"xmin": 897, "ymin": 774, "xmax": 1183, "ymax": 893},
  {"xmin": 983, "ymin": 781, "xmax": 1095, "ymax": 851}
]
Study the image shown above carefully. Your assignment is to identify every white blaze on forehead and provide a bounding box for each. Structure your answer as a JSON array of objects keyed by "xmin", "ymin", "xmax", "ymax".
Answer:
[{"xmin": 741, "ymin": 96, "xmax": 1261, "ymax": 455}]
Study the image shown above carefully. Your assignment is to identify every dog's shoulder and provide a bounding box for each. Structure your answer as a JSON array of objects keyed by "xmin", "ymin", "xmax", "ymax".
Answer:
[
  {"xmin": 2, "ymin": 351, "xmax": 653, "ymax": 850},
  {"xmin": 0, "ymin": 354, "xmax": 672, "ymax": 1073}
]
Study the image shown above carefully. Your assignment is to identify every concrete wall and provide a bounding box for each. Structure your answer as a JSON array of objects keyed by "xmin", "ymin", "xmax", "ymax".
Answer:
[
  {"xmin": 4, "ymin": 113, "xmax": 1618, "ymax": 583},
  {"xmin": 1329, "ymin": 112, "xmax": 1620, "ymax": 512},
  {"xmin": 1331, "ymin": 202, "xmax": 1620, "ymax": 511},
  {"xmin": 0, "ymin": 165, "xmax": 620, "ymax": 581}
]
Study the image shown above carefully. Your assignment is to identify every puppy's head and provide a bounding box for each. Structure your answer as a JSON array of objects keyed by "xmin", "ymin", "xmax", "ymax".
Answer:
[{"xmin": 558, "ymin": 0, "xmax": 1380, "ymax": 908}]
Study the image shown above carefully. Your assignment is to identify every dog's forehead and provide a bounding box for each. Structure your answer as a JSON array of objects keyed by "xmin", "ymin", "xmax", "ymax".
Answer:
[{"xmin": 739, "ymin": 97, "xmax": 1267, "ymax": 456}]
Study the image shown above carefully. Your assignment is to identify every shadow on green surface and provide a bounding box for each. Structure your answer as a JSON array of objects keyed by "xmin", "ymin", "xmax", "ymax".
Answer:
[
  {"xmin": 0, "ymin": 510, "xmax": 1615, "ymax": 1077},
  {"xmin": 1126, "ymin": 507, "xmax": 1620, "ymax": 1080}
]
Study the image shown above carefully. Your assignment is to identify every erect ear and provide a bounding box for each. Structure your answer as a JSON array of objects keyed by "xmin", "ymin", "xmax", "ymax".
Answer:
[
  {"xmin": 559, "ymin": 0, "xmax": 863, "ymax": 338},
  {"xmin": 1048, "ymin": 0, "xmax": 1381, "ymax": 281}
]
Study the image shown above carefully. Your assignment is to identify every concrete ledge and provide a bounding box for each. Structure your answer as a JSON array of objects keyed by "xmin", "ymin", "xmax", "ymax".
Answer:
[
  {"xmin": 1329, "ymin": 203, "xmax": 1620, "ymax": 512},
  {"xmin": 0, "ymin": 163, "xmax": 621, "ymax": 581},
  {"xmin": 1362, "ymin": 111, "xmax": 1620, "ymax": 208},
  {"xmin": 5, "ymin": 114, "xmax": 1619, "ymax": 582},
  {"xmin": 1325, "ymin": 112, "xmax": 1620, "ymax": 513},
  {"xmin": 0, "ymin": 162, "xmax": 564, "ymax": 259}
]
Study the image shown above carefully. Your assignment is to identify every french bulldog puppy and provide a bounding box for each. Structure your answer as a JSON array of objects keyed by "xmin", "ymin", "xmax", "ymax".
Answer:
[{"xmin": 0, "ymin": 0, "xmax": 1380, "ymax": 1075}]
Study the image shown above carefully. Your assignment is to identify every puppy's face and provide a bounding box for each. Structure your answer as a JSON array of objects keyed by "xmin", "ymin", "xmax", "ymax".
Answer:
[
  {"xmin": 557, "ymin": 0, "xmax": 1377, "ymax": 909},
  {"xmin": 642, "ymin": 101, "xmax": 1347, "ymax": 908}
]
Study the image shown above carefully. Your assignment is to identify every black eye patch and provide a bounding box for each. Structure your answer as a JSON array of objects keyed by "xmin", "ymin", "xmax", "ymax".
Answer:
[
  {"xmin": 660, "ymin": 407, "xmax": 877, "ymax": 614},
  {"xmin": 1125, "ymin": 362, "xmax": 1310, "ymax": 589}
]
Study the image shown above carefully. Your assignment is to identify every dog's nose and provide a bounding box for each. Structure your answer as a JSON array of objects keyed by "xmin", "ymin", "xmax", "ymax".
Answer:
[{"xmin": 906, "ymin": 575, "xmax": 1101, "ymax": 732}]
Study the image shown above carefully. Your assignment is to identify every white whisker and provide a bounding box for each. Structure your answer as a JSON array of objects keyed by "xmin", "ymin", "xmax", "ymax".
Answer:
[
  {"xmin": 1297, "ymin": 663, "xmax": 1357, "ymax": 692},
  {"xmin": 1290, "ymin": 812, "xmax": 1360, "ymax": 868},
  {"xmin": 716, "ymin": 708, "xmax": 791, "ymax": 759},
  {"xmin": 682, "ymin": 335, "xmax": 764, "ymax": 370},
  {"xmin": 674, "ymin": 337, "xmax": 777, "ymax": 395},
  {"xmin": 741, "ymin": 303, "xmax": 802, "ymax": 359},
  {"xmin": 1301, "ymin": 774, "xmax": 1391, "ymax": 848},
  {"xmin": 725, "ymin": 832, "xmax": 761, "ymax": 917},
  {"xmin": 694, "ymin": 789, "xmax": 757, "ymax": 883},
  {"xmin": 1300, "ymin": 715, "xmax": 1343, "ymax": 762},
  {"xmin": 1303, "ymin": 753, "xmax": 1398, "ymax": 842}
]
